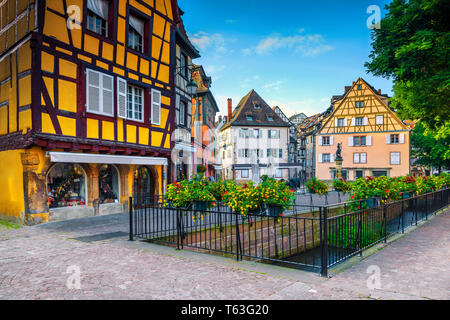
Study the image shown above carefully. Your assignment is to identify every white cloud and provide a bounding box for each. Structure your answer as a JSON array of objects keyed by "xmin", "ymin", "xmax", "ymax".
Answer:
[
  {"xmin": 263, "ymin": 80, "xmax": 284, "ymax": 91},
  {"xmin": 242, "ymin": 29, "xmax": 333, "ymax": 57},
  {"xmin": 190, "ymin": 32, "xmax": 227, "ymax": 53},
  {"xmin": 203, "ymin": 65, "xmax": 226, "ymax": 81}
]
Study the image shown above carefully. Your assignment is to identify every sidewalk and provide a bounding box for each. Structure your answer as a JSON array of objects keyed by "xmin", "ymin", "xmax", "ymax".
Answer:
[{"xmin": 0, "ymin": 208, "xmax": 448, "ymax": 300}]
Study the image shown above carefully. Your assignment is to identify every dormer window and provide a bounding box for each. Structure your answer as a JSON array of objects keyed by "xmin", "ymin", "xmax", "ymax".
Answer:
[
  {"xmin": 357, "ymin": 84, "xmax": 362, "ymax": 90},
  {"xmin": 267, "ymin": 116, "xmax": 273, "ymax": 121},
  {"xmin": 247, "ymin": 115, "xmax": 253, "ymax": 121},
  {"xmin": 87, "ymin": 0, "xmax": 109, "ymax": 37}
]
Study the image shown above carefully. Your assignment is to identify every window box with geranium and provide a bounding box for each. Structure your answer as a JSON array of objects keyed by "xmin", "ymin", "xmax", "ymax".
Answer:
[
  {"xmin": 222, "ymin": 182, "xmax": 262, "ymax": 216},
  {"xmin": 164, "ymin": 176, "xmax": 215, "ymax": 209},
  {"xmin": 306, "ymin": 178, "xmax": 328, "ymax": 195},
  {"xmin": 259, "ymin": 175, "xmax": 295, "ymax": 217}
]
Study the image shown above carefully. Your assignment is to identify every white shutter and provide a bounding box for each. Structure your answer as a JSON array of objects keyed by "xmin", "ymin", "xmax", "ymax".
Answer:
[
  {"xmin": 151, "ymin": 89, "xmax": 161, "ymax": 125},
  {"xmin": 330, "ymin": 154, "xmax": 334, "ymax": 162},
  {"xmin": 334, "ymin": 118, "xmax": 338, "ymax": 127},
  {"xmin": 351, "ymin": 118, "xmax": 355, "ymax": 126},
  {"xmin": 318, "ymin": 136, "xmax": 323, "ymax": 145},
  {"xmin": 330, "ymin": 136, "xmax": 334, "ymax": 145},
  {"xmin": 354, "ymin": 153, "xmax": 360, "ymax": 163},
  {"xmin": 366, "ymin": 135, "xmax": 372, "ymax": 146},
  {"xmin": 386, "ymin": 134, "xmax": 391, "ymax": 144},
  {"xmin": 86, "ymin": 69, "xmax": 100, "ymax": 113},
  {"xmin": 344, "ymin": 118, "xmax": 348, "ymax": 126},
  {"xmin": 175, "ymin": 95, "xmax": 180, "ymax": 125},
  {"xmin": 348, "ymin": 136, "xmax": 353, "ymax": 146},
  {"xmin": 318, "ymin": 154, "xmax": 323, "ymax": 163},
  {"xmin": 117, "ymin": 77, "xmax": 127, "ymax": 119},
  {"xmin": 363, "ymin": 117, "xmax": 369, "ymax": 125},
  {"xmin": 399, "ymin": 133, "xmax": 405, "ymax": 144}
]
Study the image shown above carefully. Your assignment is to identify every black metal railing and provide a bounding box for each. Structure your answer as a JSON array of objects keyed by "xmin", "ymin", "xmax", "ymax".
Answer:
[{"xmin": 129, "ymin": 188, "xmax": 449, "ymax": 277}]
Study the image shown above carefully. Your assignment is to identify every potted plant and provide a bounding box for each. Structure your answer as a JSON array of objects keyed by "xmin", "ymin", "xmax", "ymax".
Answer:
[
  {"xmin": 164, "ymin": 176, "xmax": 215, "ymax": 210},
  {"xmin": 332, "ymin": 179, "xmax": 352, "ymax": 202},
  {"xmin": 259, "ymin": 175, "xmax": 295, "ymax": 217},
  {"xmin": 222, "ymin": 181, "xmax": 262, "ymax": 217}
]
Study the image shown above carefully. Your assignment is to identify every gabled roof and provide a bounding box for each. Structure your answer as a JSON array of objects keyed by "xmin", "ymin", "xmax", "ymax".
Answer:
[
  {"xmin": 221, "ymin": 90, "xmax": 290, "ymax": 130},
  {"xmin": 320, "ymin": 77, "xmax": 409, "ymax": 132}
]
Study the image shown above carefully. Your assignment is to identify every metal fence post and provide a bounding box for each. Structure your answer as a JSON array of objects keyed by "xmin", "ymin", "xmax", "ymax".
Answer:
[
  {"xmin": 383, "ymin": 203, "xmax": 387, "ymax": 243},
  {"xmin": 235, "ymin": 213, "xmax": 242, "ymax": 261},
  {"xmin": 176, "ymin": 208, "xmax": 180, "ymax": 250},
  {"xmin": 129, "ymin": 196, "xmax": 134, "ymax": 241},
  {"xmin": 320, "ymin": 207, "xmax": 328, "ymax": 277},
  {"xmin": 401, "ymin": 197, "xmax": 405, "ymax": 234},
  {"xmin": 425, "ymin": 194, "xmax": 428, "ymax": 220}
]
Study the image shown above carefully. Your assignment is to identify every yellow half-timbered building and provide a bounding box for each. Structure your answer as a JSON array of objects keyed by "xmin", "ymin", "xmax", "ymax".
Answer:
[
  {"xmin": 0, "ymin": 0, "xmax": 182, "ymax": 224},
  {"xmin": 316, "ymin": 78, "xmax": 411, "ymax": 181}
]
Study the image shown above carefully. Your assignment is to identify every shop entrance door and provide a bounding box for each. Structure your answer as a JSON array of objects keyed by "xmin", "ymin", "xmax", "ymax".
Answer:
[{"xmin": 134, "ymin": 166, "xmax": 155, "ymax": 205}]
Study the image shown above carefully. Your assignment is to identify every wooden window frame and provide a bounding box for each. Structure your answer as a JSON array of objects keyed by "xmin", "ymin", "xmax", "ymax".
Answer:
[
  {"xmin": 127, "ymin": 84, "xmax": 144, "ymax": 122},
  {"xmin": 84, "ymin": 0, "xmax": 115, "ymax": 43}
]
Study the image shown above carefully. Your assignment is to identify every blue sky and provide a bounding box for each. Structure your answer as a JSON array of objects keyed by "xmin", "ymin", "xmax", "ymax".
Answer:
[{"xmin": 178, "ymin": 0, "xmax": 393, "ymax": 117}]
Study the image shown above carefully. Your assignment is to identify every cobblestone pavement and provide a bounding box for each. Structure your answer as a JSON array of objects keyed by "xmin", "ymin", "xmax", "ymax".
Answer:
[{"xmin": 0, "ymin": 208, "xmax": 448, "ymax": 300}]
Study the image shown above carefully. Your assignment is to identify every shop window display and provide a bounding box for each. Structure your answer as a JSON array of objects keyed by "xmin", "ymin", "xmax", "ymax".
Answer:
[
  {"xmin": 47, "ymin": 164, "xmax": 86, "ymax": 208},
  {"xmin": 99, "ymin": 165, "xmax": 120, "ymax": 204}
]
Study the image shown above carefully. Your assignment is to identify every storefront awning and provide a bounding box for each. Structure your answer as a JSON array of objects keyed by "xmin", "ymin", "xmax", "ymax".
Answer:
[{"xmin": 48, "ymin": 152, "xmax": 168, "ymax": 166}]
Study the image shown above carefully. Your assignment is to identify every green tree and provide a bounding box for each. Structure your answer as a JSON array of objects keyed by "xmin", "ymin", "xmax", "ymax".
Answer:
[
  {"xmin": 365, "ymin": 0, "xmax": 450, "ymax": 132},
  {"xmin": 411, "ymin": 122, "xmax": 450, "ymax": 172}
]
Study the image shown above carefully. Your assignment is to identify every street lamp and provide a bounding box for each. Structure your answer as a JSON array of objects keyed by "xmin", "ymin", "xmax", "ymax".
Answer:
[{"xmin": 186, "ymin": 79, "xmax": 198, "ymax": 96}]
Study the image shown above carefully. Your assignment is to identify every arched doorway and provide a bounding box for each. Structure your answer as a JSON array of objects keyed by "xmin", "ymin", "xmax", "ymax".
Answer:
[
  {"xmin": 46, "ymin": 163, "xmax": 87, "ymax": 209},
  {"xmin": 99, "ymin": 165, "xmax": 120, "ymax": 204},
  {"xmin": 134, "ymin": 166, "xmax": 156, "ymax": 205}
]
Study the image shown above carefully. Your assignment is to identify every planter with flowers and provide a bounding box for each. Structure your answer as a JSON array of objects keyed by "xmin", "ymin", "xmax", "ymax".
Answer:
[
  {"xmin": 164, "ymin": 176, "xmax": 215, "ymax": 210},
  {"xmin": 332, "ymin": 179, "xmax": 352, "ymax": 202},
  {"xmin": 221, "ymin": 181, "xmax": 262, "ymax": 217},
  {"xmin": 259, "ymin": 175, "xmax": 295, "ymax": 217},
  {"xmin": 207, "ymin": 179, "xmax": 236, "ymax": 202}
]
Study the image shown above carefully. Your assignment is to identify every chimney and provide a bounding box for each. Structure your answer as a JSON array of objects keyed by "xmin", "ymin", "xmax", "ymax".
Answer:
[
  {"xmin": 378, "ymin": 89, "xmax": 382, "ymax": 94},
  {"xmin": 227, "ymin": 98, "xmax": 232, "ymax": 122},
  {"xmin": 352, "ymin": 81, "xmax": 355, "ymax": 86}
]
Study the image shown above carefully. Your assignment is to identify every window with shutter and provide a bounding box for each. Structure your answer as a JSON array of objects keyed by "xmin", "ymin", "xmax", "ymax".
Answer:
[
  {"xmin": 151, "ymin": 89, "xmax": 161, "ymax": 125},
  {"xmin": 86, "ymin": 69, "xmax": 114, "ymax": 117},
  {"xmin": 360, "ymin": 153, "xmax": 367, "ymax": 163},
  {"xmin": 353, "ymin": 153, "xmax": 360, "ymax": 163},
  {"xmin": 348, "ymin": 136, "xmax": 353, "ymax": 146},
  {"xmin": 127, "ymin": 85, "xmax": 143, "ymax": 121},
  {"xmin": 117, "ymin": 77, "xmax": 127, "ymax": 119}
]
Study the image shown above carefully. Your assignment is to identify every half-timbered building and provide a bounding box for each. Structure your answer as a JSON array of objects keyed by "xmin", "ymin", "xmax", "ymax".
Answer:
[
  {"xmin": 172, "ymin": 6, "xmax": 199, "ymax": 181},
  {"xmin": 315, "ymin": 78, "xmax": 411, "ymax": 181},
  {"xmin": 0, "ymin": 0, "xmax": 182, "ymax": 224},
  {"xmin": 191, "ymin": 64, "xmax": 219, "ymax": 179}
]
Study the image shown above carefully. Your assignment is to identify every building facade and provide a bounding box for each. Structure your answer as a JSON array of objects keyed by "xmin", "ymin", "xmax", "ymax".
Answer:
[
  {"xmin": 172, "ymin": 7, "xmax": 199, "ymax": 181},
  {"xmin": 0, "ymin": 0, "xmax": 182, "ymax": 224},
  {"xmin": 315, "ymin": 78, "xmax": 411, "ymax": 181},
  {"xmin": 219, "ymin": 90, "xmax": 291, "ymax": 183},
  {"xmin": 273, "ymin": 106, "xmax": 302, "ymax": 179},
  {"xmin": 191, "ymin": 64, "xmax": 220, "ymax": 179}
]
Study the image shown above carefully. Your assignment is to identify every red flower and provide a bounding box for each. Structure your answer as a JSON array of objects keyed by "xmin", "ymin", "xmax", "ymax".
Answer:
[
  {"xmin": 280, "ymin": 213, "xmax": 284, "ymax": 217},
  {"xmin": 351, "ymin": 194, "xmax": 355, "ymax": 199},
  {"xmin": 385, "ymin": 189, "xmax": 389, "ymax": 193}
]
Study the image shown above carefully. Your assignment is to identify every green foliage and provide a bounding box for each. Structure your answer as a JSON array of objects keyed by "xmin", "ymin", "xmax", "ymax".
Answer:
[
  {"xmin": 332, "ymin": 179, "xmax": 352, "ymax": 194},
  {"xmin": 207, "ymin": 179, "xmax": 236, "ymax": 201},
  {"xmin": 0, "ymin": 220, "xmax": 21, "ymax": 229},
  {"xmin": 306, "ymin": 178, "xmax": 329, "ymax": 195},
  {"xmin": 411, "ymin": 121, "xmax": 450, "ymax": 168},
  {"xmin": 165, "ymin": 176, "xmax": 215, "ymax": 208},
  {"xmin": 259, "ymin": 175, "xmax": 295, "ymax": 209},
  {"xmin": 365, "ymin": 0, "xmax": 450, "ymax": 133},
  {"xmin": 328, "ymin": 216, "xmax": 384, "ymax": 249},
  {"xmin": 222, "ymin": 181, "xmax": 263, "ymax": 216}
]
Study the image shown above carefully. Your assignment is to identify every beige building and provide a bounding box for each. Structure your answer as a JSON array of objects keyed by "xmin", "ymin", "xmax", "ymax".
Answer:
[{"xmin": 315, "ymin": 78, "xmax": 411, "ymax": 181}]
